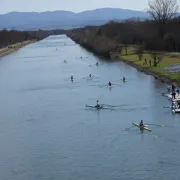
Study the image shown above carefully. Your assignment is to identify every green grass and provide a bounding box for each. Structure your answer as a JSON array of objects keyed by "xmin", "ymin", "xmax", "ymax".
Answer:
[
  {"xmin": 121, "ymin": 45, "xmax": 136, "ymax": 55},
  {"xmin": 112, "ymin": 46, "xmax": 180, "ymax": 82}
]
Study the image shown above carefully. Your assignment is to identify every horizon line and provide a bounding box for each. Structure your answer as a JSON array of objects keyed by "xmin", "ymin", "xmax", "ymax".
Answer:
[{"xmin": 0, "ymin": 7, "xmax": 147, "ymax": 15}]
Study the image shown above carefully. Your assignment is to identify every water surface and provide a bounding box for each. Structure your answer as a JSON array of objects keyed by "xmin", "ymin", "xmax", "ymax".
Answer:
[{"xmin": 0, "ymin": 35, "xmax": 179, "ymax": 180}]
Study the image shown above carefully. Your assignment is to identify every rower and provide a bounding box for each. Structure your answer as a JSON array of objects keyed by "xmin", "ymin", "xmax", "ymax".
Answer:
[
  {"xmin": 96, "ymin": 100, "xmax": 100, "ymax": 108},
  {"xmin": 123, "ymin": 76, "xmax": 126, "ymax": 82},
  {"xmin": 71, "ymin": 75, "xmax": 73, "ymax": 81},
  {"xmin": 172, "ymin": 90, "xmax": 176, "ymax": 99},
  {"xmin": 108, "ymin": 81, "xmax": 112, "ymax": 87},
  {"xmin": 89, "ymin": 74, "xmax": 92, "ymax": 78},
  {"xmin": 139, "ymin": 120, "xmax": 144, "ymax": 127}
]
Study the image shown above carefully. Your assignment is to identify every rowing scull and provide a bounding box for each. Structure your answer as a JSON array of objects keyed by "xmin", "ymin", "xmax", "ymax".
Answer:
[
  {"xmin": 85, "ymin": 104, "xmax": 114, "ymax": 110},
  {"xmin": 132, "ymin": 121, "xmax": 152, "ymax": 132}
]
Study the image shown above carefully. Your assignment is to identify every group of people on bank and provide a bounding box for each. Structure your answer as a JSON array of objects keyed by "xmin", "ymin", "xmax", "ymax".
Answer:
[
  {"xmin": 166, "ymin": 83, "xmax": 180, "ymax": 110},
  {"xmin": 167, "ymin": 83, "xmax": 180, "ymax": 99}
]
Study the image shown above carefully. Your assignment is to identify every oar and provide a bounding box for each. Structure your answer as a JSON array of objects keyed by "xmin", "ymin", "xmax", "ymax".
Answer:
[
  {"xmin": 101, "ymin": 104, "xmax": 119, "ymax": 107},
  {"xmin": 100, "ymin": 84, "xmax": 120, "ymax": 88},
  {"xmin": 89, "ymin": 84, "xmax": 100, "ymax": 87},
  {"xmin": 163, "ymin": 105, "xmax": 177, "ymax": 109},
  {"xmin": 100, "ymin": 84, "xmax": 108, "ymax": 87},
  {"xmin": 64, "ymin": 78, "xmax": 70, "ymax": 80},
  {"xmin": 81, "ymin": 77, "xmax": 88, "ymax": 80},
  {"xmin": 121, "ymin": 126, "xmax": 134, "ymax": 132},
  {"xmin": 104, "ymin": 107, "xmax": 118, "ymax": 111},
  {"xmin": 146, "ymin": 123, "xmax": 164, "ymax": 127},
  {"xmin": 112, "ymin": 83, "xmax": 122, "ymax": 87},
  {"xmin": 163, "ymin": 106, "xmax": 171, "ymax": 108},
  {"xmin": 111, "ymin": 126, "xmax": 134, "ymax": 143}
]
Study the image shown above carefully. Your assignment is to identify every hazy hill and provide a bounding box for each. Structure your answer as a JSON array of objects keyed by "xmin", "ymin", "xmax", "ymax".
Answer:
[{"xmin": 0, "ymin": 8, "xmax": 149, "ymax": 30}]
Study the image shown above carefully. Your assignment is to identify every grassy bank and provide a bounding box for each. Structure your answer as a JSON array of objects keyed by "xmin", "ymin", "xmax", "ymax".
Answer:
[
  {"xmin": 111, "ymin": 47, "xmax": 180, "ymax": 83},
  {"xmin": 0, "ymin": 40, "xmax": 36, "ymax": 57},
  {"xmin": 67, "ymin": 22, "xmax": 180, "ymax": 84}
]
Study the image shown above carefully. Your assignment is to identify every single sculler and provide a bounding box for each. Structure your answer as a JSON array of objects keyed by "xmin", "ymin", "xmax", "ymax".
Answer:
[
  {"xmin": 85, "ymin": 101, "xmax": 115, "ymax": 110},
  {"xmin": 132, "ymin": 121, "xmax": 152, "ymax": 132}
]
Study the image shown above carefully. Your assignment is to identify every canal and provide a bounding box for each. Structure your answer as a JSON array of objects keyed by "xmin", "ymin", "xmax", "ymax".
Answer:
[{"xmin": 0, "ymin": 35, "xmax": 180, "ymax": 180}]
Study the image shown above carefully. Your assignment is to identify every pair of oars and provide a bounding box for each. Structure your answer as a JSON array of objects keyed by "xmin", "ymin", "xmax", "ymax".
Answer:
[{"xmin": 121, "ymin": 123, "xmax": 165, "ymax": 132}]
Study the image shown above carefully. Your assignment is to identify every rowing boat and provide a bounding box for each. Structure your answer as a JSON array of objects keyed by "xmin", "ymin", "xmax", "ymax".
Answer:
[
  {"xmin": 172, "ymin": 108, "xmax": 180, "ymax": 113},
  {"xmin": 86, "ymin": 104, "xmax": 104, "ymax": 109},
  {"xmin": 132, "ymin": 121, "xmax": 152, "ymax": 132},
  {"xmin": 85, "ymin": 104, "xmax": 113, "ymax": 110},
  {"xmin": 132, "ymin": 122, "xmax": 152, "ymax": 132}
]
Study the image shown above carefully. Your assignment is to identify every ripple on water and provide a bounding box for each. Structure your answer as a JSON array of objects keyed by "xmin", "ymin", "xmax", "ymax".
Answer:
[{"xmin": 0, "ymin": 35, "xmax": 180, "ymax": 180}]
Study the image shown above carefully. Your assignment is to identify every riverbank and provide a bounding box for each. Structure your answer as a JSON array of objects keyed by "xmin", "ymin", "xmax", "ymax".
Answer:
[
  {"xmin": 110, "ymin": 48, "xmax": 180, "ymax": 84},
  {"xmin": 67, "ymin": 22, "xmax": 180, "ymax": 84},
  {"xmin": 0, "ymin": 40, "xmax": 37, "ymax": 57},
  {"xmin": 67, "ymin": 28, "xmax": 117, "ymax": 57},
  {"xmin": 67, "ymin": 32, "xmax": 180, "ymax": 84}
]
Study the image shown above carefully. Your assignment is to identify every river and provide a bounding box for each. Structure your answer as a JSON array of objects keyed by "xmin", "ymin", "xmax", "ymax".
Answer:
[{"xmin": 0, "ymin": 35, "xmax": 180, "ymax": 180}]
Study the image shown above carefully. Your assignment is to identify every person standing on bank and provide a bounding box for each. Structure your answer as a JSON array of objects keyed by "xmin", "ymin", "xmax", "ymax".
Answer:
[
  {"xmin": 172, "ymin": 89, "xmax": 176, "ymax": 99},
  {"xmin": 176, "ymin": 86, "xmax": 180, "ymax": 96},
  {"xmin": 149, "ymin": 60, "xmax": 151, "ymax": 66},
  {"xmin": 172, "ymin": 83, "xmax": 176, "ymax": 92}
]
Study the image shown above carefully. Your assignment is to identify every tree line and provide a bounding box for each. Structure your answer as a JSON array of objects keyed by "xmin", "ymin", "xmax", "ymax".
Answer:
[
  {"xmin": 0, "ymin": 29, "xmax": 67, "ymax": 48},
  {"xmin": 67, "ymin": 0, "xmax": 180, "ymax": 56}
]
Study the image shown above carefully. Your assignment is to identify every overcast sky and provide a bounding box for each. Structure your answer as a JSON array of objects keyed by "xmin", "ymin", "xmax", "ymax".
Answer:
[{"xmin": 0, "ymin": 0, "xmax": 180, "ymax": 14}]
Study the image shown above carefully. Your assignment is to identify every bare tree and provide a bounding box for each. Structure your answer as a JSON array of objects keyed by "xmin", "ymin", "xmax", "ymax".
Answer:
[
  {"xmin": 150, "ymin": 52, "xmax": 164, "ymax": 67},
  {"xmin": 135, "ymin": 45, "xmax": 144, "ymax": 60},
  {"xmin": 148, "ymin": 0, "xmax": 179, "ymax": 37},
  {"xmin": 0, "ymin": 30, "xmax": 48, "ymax": 48}
]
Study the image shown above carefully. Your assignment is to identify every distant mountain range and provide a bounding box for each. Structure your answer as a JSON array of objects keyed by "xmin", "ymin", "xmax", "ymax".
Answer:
[{"xmin": 0, "ymin": 8, "xmax": 150, "ymax": 30}]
